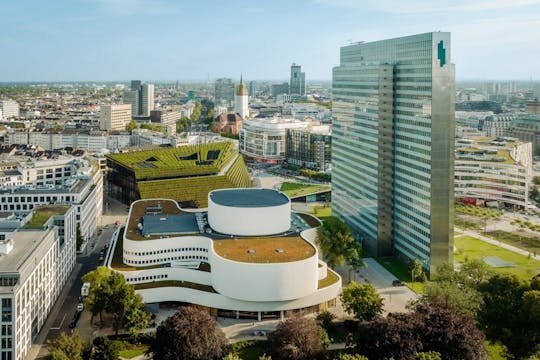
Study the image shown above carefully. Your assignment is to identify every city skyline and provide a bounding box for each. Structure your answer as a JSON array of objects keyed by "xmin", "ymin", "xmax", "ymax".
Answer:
[{"xmin": 1, "ymin": 0, "xmax": 539, "ymax": 81}]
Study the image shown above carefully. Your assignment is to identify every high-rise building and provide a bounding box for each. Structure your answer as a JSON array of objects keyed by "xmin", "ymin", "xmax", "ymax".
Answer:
[
  {"xmin": 123, "ymin": 80, "xmax": 154, "ymax": 116},
  {"xmin": 234, "ymin": 76, "xmax": 249, "ymax": 119},
  {"xmin": 332, "ymin": 32, "xmax": 455, "ymax": 273},
  {"xmin": 140, "ymin": 84, "xmax": 155, "ymax": 116},
  {"xmin": 289, "ymin": 63, "xmax": 306, "ymax": 96},
  {"xmin": 214, "ymin": 78, "xmax": 235, "ymax": 108},
  {"xmin": 525, "ymin": 99, "xmax": 540, "ymax": 116},
  {"xmin": 0, "ymin": 100, "xmax": 20, "ymax": 119},
  {"xmin": 100, "ymin": 104, "xmax": 132, "ymax": 131}
]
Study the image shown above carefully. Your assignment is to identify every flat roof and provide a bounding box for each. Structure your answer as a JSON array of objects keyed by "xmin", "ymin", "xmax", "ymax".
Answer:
[
  {"xmin": 210, "ymin": 189, "xmax": 289, "ymax": 208},
  {"xmin": 141, "ymin": 214, "xmax": 198, "ymax": 237},
  {"xmin": 0, "ymin": 230, "xmax": 46, "ymax": 272}
]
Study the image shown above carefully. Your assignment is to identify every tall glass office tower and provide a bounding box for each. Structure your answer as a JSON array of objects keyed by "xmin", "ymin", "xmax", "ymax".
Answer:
[{"xmin": 332, "ymin": 32, "xmax": 455, "ymax": 273}]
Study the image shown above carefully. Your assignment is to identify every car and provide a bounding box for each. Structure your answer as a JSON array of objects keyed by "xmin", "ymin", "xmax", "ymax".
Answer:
[
  {"xmin": 392, "ymin": 279, "xmax": 405, "ymax": 287},
  {"xmin": 77, "ymin": 303, "xmax": 84, "ymax": 312},
  {"xmin": 252, "ymin": 330, "xmax": 267, "ymax": 336},
  {"xmin": 98, "ymin": 255, "xmax": 104, "ymax": 262},
  {"xmin": 69, "ymin": 319, "xmax": 77, "ymax": 328}
]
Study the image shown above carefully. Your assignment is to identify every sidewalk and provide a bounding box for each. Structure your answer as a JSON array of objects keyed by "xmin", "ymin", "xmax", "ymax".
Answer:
[
  {"xmin": 26, "ymin": 262, "xmax": 83, "ymax": 360},
  {"xmin": 459, "ymin": 229, "xmax": 540, "ymax": 261}
]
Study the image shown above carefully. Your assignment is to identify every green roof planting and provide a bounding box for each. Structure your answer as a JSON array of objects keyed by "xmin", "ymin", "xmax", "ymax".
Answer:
[
  {"xmin": 106, "ymin": 142, "xmax": 237, "ymax": 180},
  {"xmin": 24, "ymin": 206, "xmax": 70, "ymax": 229}
]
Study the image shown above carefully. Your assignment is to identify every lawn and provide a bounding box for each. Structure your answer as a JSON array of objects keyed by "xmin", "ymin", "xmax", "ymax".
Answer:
[
  {"xmin": 119, "ymin": 345, "xmax": 148, "ymax": 359},
  {"xmin": 231, "ymin": 340, "xmax": 266, "ymax": 360},
  {"xmin": 318, "ymin": 268, "xmax": 341, "ymax": 289},
  {"xmin": 483, "ymin": 230, "xmax": 540, "ymax": 254},
  {"xmin": 376, "ymin": 257, "xmax": 426, "ymax": 293},
  {"xmin": 310, "ymin": 205, "xmax": 332, "ymax": 219},
  {"xmin": 280, "ymin": 182, "xmax": 330, "ymax": 199},
  {"xmin": 454, "ymin": 235, "xmax": 540, "ymax": 281}
]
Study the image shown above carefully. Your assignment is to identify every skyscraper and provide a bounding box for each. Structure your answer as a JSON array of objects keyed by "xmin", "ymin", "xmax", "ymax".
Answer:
[
  {"xmin": 332, "ymin": 32, "xmax": 455, "ymax": 273},
  {"xmin": 123, "ymin": 80, "xmax": 154, "ymax": 116},
  {"xmin": 290, "ymin": 63, "xmax": 305, "ymax": 96},
  {"xmin": 234, "ymin": 76, "xmax": 249, "ymax": 119},
  {"xmin": 214, "ymin": 78, "xmax": 235, "ymax": 108}
]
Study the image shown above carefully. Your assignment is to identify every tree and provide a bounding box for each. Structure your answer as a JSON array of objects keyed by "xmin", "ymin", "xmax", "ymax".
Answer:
[
  {"xmin": 409, "ymin": 259, "xmax": 424, "ymax": 283},
  {"xmin": 47, "ymin": 331, "xmax": 85, "ymax": 360},
  {"xmin": 126, "ymin": 120, "xmax": 138, "ymax": 131},
  {"xmin": 91, "ymin": 336, "xmax": 121, "ymax": 360},
  {"xmin": 150, "ymin": 306, "xmax": 229, "ymax": 360},
  {"xmin": 82, "ymin": 267, "xmax": 149, "ymax": 334},
  {"xmin": 355, "ymin": 300, "xmax": 487, "ymax": 360},
  {"xmin": 459, "ymin": 258, "xmax": 495, "ymax": 287},
  {"xmin": 259, "ymin": 356, "xmax": 272, "ymax": 360},
  {"xmin": 191, "ymin": 101, "xmax": 202, "ymax": 122},
  {"xmin": 76, "ymin": 224, "xmax": 84, "ymax": 251},
  {"xmin": 316, "ymin": 217, "xmax": 364, "ymax": 276},
  {"xmin": 266, "ymin": 316, "xmax": 328, "ymax": 360},
  {"xmin": 176, "ymin": 116, "xmax": 191, "ymax": 133},
  {"xmin": 316, "ymin": 311, "xmax": 336, "ymax": 331},
  {"xmin": 340, "ymin": 281, "xmax": 383, "ymax": 321},
  {"xmin": 416, "ymin": 352, "xmax": 442, "ymax": 360},
  {"xmin": 333, "ymin": 354, "xmax": 368, "ymax": 360},
  {"xmin": 421, "ymin": 281, "xmax": 483, "ymax": 318},
  {"xmin": 222, "ymin": 354, "xmax": 241, "ymax": 360}
]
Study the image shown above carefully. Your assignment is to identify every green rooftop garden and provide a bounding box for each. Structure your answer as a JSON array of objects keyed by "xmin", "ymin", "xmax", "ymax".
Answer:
[
  {"xmin": 106, "ymin": 142, "xmax": 237, "ymax": 180},
  {"xmin": 318, "ymin": 268, "xmax": 340, "ymax": 289},
  {"xmin": 24, "ymin": 206, "xmax": 70, "ymax": 229},
  {"xmin": 280, "ymin": 182, "xmax": 331, "ymax": 199},
  {"xmin": 134, "ymin": 280, "xmax": 216, "ymax": 293}
]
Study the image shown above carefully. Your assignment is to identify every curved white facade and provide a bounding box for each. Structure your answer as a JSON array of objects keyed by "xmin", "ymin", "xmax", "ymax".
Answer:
[
  {"xmin": 109, "ymin": 196, "xmax": 341, "ymax": 314},
  {"xmin": 208, "ymin": 197, "xmax": 290, "ymax": 236}
]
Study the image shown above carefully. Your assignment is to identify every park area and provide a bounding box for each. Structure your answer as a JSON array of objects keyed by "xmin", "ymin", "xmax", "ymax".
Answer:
[{"xmin": 454, "ymin": 234, "xmax": 540, "ymax": 281}]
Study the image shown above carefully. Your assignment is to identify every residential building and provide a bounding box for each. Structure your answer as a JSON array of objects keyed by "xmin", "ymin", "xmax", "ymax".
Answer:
[
  {"xmin": 214, "ymin": 78, "xmax": 235, "ymax": 108},
  {"xmin": 0, "ymin": 205, "xmax": 76, "ymax": 360},
  {"xmin": 480, "ymin": 114, "xmax": 516, "ymax": 137},
  {"xmin": 0, "ymin": 100, "xmax": 20, "ymax": 120},
  {"xmin": 332, "ymin": 32, "xmax": 455, "ymax": 273},
  {"xmin": 290, "ymin": 63, "xmax": 306, "ymax": 96},
  {"xmin": 455, "ymin": 137, "xmax": 532, "ymax": 209},
  {"xmin": 234, "ymin": 77, "xmax": 249, "ymax": 119},
  {"xmin": 239, "ymin": 116, "xmax": 311, "ymax": 163},
  {"xmin": 99, "ymin": 104, "xmax": 132, "ymax": 131},
  {"xmin": 108, "ymin": 189, "xmax": 340, "ymax": 319},
  {"xmin": 525, "ymin": 99, "xmax": 540, "ymax": 116},
  {"xmin": 285, "ymin": 125, "xmax": 331, "ymax": 171},
  {"xmin": 505, "ymin": 115, "xmax": 540, "ymax": 155}
]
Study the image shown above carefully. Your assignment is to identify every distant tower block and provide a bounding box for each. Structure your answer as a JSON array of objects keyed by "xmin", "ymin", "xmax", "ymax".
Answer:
[{"xmin": 234, "ymin": 75, "xmax": 249, "ymax": 119}]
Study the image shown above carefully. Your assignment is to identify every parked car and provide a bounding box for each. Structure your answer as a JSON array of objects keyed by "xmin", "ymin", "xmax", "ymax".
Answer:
[
  {"xmin": 252, "ymin": 330, "xmax": 267, "ymax": 336},
  {"xmin": 392, "ymin": 279, "xmax": 405, "ymax": 287},
  {"xmin": 98, "ymin": 255, "xmax": 104, "ymax": 262},
  {"xmin": 77, "ymin": 303, "xmax": 84, "ymax": 312}
]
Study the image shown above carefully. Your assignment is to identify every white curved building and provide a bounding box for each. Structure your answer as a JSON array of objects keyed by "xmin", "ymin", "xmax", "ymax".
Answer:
[
  {"xmin": 455, "ymin": 137, "xmax": 533, "ymax": 208},
  {"xmin": 108, "ymin": 188, "xmax": 341, "ymax": 319}
]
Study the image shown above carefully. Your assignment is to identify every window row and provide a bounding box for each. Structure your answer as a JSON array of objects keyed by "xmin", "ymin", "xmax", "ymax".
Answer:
[
  {"xmin": 124, "ymin": 247, "xmax": 208, "ymax": 256},
  {"xmin": 125, "ymin": 255, "xmax": 208, "ymax": 265}
]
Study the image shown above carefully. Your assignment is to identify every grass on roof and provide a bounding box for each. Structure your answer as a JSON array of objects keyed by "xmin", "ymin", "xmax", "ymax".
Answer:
[
  {"xmin": 280, "ymin": 182, "xmax": 331, "ymax": 199},
  {"xmin": 24, "ymin": 206, "xmax": 70, "ymax": 229},
  {"xmin": 318, "ymin": 268, "xmax": 340, "ymax": 289},
  {"xmin": 454, "ymin": 235, "xmax": 540, "ymax": 281},
  {"xmin": 106, "ymin": 142, "xmax": 237, "ymax": 180},
  {"xmin": 134, "ymin": 280, "xmax": 216, "ymax": 293},
  {"xmin": 213, "ymin": 236, "xmax": 316, "ymax": 263}
]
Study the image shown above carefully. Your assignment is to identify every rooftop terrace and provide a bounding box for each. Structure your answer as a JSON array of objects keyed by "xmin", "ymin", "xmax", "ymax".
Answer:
[{"xmin": 24, "ymin": 206, "xmax": 70, "ymax": 229}]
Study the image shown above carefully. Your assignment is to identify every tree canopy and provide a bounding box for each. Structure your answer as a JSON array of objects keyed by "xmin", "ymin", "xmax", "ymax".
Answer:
[
  {"xmin": 266, "ymin": 316, "xmax": 329, "ymax": 360},
  {"xmin": 316, "ymin": 217, "xmax": 363, "ymax": 274},
  {"xmin": 47, "ymin": 331, "xmax": 86, "ymax": 360},
  {"xmin": 150, "ymin": 306, "xmax": 229, "ymax": 360},
  {"xmin": 340, "ymin": 281, "xmax": 383, "ymax": 321}
]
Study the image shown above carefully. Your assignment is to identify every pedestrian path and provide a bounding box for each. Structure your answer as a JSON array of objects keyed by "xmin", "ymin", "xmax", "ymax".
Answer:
[{"xmin": 456, "ymin": 229, "xmax": 540, "ymax": 261}]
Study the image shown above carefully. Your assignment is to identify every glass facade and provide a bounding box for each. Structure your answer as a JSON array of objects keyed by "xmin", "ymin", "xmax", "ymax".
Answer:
[
  {"xmin": 332, "ymin": 32, "xmax": 455, "ymax": 272},
  {"xmin": 285, "ymin": 128, "xmax": 331, "ymax": 171}
]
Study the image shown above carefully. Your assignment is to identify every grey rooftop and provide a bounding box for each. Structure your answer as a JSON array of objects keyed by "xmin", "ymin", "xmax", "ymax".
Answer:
[{"xmin": 209, "ymin": 188, "xmax": 289, "ymax": 208}]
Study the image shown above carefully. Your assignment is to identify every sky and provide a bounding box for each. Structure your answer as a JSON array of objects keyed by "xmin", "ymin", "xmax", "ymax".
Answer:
[{"xmin": 1, "ymin": 0, "xmax": 539, "ymax": 82}]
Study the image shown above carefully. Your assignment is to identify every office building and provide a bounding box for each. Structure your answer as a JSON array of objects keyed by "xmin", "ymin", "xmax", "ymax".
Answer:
[
  {"xmin": 239, "ymin": 116, "xmax": 311, "ymax": 163},
  {"xmin": 0, "ymin": 100, "xmax": 20, "ymax": 120},
  {"xmin": 108, "ymin": 189, "xmax": 340, "ymax": 319},
  {"xmin": 290, "ymin": 63, "xmax": 306, "ymax": 96},
  {"xmin": 123, "ymin": 81, "xmax": 155, "ymax": 117},
  {"xmin": 99, "ymin": 104, "xmax": 132, "ymax": 131},
  {"xmin": 505, "ymin": 115, "xmax": 540, "ymax": 155},
  {"xmin": 271, "ymin": 83, "xmax": 289, "ymax": 98},
  {"xmin": 150, "ymin": 110, "xmax": 180, "ymax": 136},
  {"xmin": 234, "ymin": 76, "xmax": 249, "ymax": 119},
  {"xmin": 286, "ymin": 125, "xmax": 331, "ymax": 171},
  {"xmin": 214, "ymin": 78, "xmax": 235, "ymax": 108},
  {"xmin": 0, "ymin": 205, "xmax": 76, "ymax": 360},
  {"xmin": 332, "ymin": 32, "xmax": 455, "ymax": 273},
  {"xmin": 526, "ymin": 99, "xmax": 540, "ymax": 116},
  {"xmin": 455, "ymin": 137, "xmax": 532, "ymax": 209},
  {"xmin": 481, "ymin": 114, "xmax": 516, "ymax": 137}
]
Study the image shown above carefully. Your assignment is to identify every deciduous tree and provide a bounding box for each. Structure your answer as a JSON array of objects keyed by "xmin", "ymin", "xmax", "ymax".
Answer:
[
  {"xmin": 47, "ymin": 331, "xmax": 85, "ymax": 360},
  {"xmin": 150, "ymin": 306, "xmax": 229, "ymax": 360},
  {"xmin": 340, "ymin": 281, "xmax": 383, "ymax": 321},
  {"xmin": 266, "ymin": 316, "xmax": 328, "ymax": 360}
]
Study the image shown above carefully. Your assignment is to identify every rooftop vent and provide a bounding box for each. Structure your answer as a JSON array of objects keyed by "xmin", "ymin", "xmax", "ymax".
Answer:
[
  {"xmin": 247, "ymin": 249, "xmax": 256, "ymax": 254},
  {"xmin": 275, "ymin": 248, "xmax": 284, "ymax": 253},
  {"xmin": 0, "ymin": 238, "xmax": 14, "ymax": 255}
]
